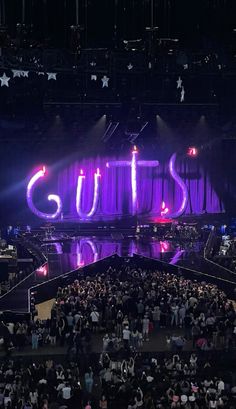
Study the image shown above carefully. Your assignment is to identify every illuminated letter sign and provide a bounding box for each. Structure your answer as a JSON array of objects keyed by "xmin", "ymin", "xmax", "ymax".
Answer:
[
  {"xmin": 27, "ymin": 166, "xmax": 62, "ymax": 220},
  {"xmin": 27, "ymin": 150, "xmax": 189, "ymax": 220},
  {"xmin": 168, "ymin": 153, "xmax": 188, "ymax": 218},
  {"xmin": 106, "ymin": 146, "xmax": 159, "ymax": 215},
  {"xmin": 76, "ymin": 168, "xmax": 101, "ymax": 219}
]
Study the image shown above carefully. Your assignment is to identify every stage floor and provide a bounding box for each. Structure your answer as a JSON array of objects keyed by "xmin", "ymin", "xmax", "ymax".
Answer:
[
  {"xmin": 1, "ymin": 229, "xmax": 236, "ymax": 314},
  {"xmin": 41, "ymin": 235, "xmax": 203, "ymax": 281},
  {"xmin": 0, "ymin": 235, "xmax": 202, "ymax": 314}
]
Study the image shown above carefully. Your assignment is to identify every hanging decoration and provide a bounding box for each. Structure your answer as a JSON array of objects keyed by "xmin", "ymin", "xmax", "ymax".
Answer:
[
  {"xmin": 20, "ymin": 70, "xmax": 29, "ymax": 77},
  {"xmin": 47, "ymin": 72, "xmax": 57, "ymax": 81},
  {"xmin": 101, "ymin": 75, "xmax": 109, "ymax": 88},
  {"xmin": 176, "ymin": 76, "xmax": 182, "ymax": 89},
  {"xmin": 180, "ymin": 86, "xmax": 185, "ymax": 102},
  {"xmin": 0, "ymin": 73, "xmax": 10, "ymax": 87},
  {"xmin": 12, "ymin": 70, "xmax": 22, "ymax": 78}
]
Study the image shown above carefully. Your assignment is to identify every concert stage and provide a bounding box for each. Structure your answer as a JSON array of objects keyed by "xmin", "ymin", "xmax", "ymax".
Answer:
[{"xmin": 1, "ymin": 218, "xmax": 236, "ymax": 316}]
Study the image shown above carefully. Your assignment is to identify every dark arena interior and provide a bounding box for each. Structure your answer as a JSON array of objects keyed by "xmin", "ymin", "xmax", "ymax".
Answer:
[{"xmin": 0, "ymin": 1, "xmax": 236, "ymax": 408}]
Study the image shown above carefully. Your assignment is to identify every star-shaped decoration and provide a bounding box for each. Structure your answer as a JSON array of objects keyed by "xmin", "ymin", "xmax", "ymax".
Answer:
[
  {"xmin": 90, "ymin": 61, "xmax": 96, "ymax": 67},
  {"xmin": 12, "ymin": 70, "xmax": 22, "ymax": 78},
  {"xmin": 91, "ymin": 74, "xmax": 97, "ymax": 81},
  {"xmin": 37, "ymin": 72, "xmax": 45, "ymax": 76},
  {"xmin": 0, "ymin": 72, "xmax": 10, "ymax": 87},
  {"xmin": 176, "ymin": 76, "xmax": 182, "ymax": 89},
  {"xmin": 127, "ymin": 63, "xmax": 133, "ymax": 70},
  {"xmin": 20, "ymin": 71, "xmax": 29, "ymax": 77},
  {"xmin": 180, "ymin": 86, "xmax": 185, "ymax": 102},
  {"xmin": 183, "ymin": 64, "xmax": 188, "ymax": 70},
  {"xmin": 101, "ymin": 75, "xmax": 109, "ymax": 88},
  {"xmin": 47, "ymin": 72, "xmax": 57, "ymax": 81}
]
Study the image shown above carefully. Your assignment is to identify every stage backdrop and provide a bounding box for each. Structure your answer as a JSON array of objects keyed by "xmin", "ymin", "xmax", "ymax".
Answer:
[{"xmin": 56, "ymin": 153, "xmax": 224, "ymax": 220}]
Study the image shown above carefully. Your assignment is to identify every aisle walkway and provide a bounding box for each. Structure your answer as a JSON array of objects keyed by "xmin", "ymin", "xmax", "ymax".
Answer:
[{"xmin": 0, "ymin": 328, "xmax": 232, "ymax": 358}]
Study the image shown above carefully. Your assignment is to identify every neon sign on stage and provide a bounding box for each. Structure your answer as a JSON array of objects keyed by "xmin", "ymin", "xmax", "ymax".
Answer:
[
  {"xmin": 76, "ymin": 168, "xmax": 101, "ymax": 219},
  {"xmin": 106, "ymin": 145, "xmax": 159, "ymax": 215},
  {"xmin": 26, "ymin": 166, "xmax": 62, "ymax": 219},
  {"xmin": 26, "ymin": 147, "xmax": 188, "ymax": 220}
]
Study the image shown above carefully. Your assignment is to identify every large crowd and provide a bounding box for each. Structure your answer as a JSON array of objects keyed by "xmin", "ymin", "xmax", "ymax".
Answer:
[
  {"xmin": 49, "ymin": 267, "xmax": 236, "ymax": 353},
  {"xmin": 0, "ymin": 265, "xmax": 235, "ymax": 408},
  {"xmin": 1, "ymin": 266, "xmax": 236, "ymax": 354},
  {"xmin": 0, "ymin": 350, "xmax": 233, "ymax": 408}
]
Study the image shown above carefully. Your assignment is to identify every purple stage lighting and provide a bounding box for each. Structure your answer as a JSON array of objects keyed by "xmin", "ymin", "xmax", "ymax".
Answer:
[
  {"xmin": 27, "ymin": 149, "xmax": 223, "ymax": 220},
  {"xmin": 168, "ymin": 153, "xmax": 188, "ymax": 218},
  {"xmin": 27, "ymin": 167, "xmax": 62, "ymax": 220},
  {"xmin": 77, "ymin": 239, "xmax": 99, "ymax": 267},
  {"xmin": 76, "ymin": 168, "xmax": 101, "ymax": 219},
  {"xmin": 170, "ymin": 249, "xmax": 185, "ymax": 265},
  {"xmin": 106, "ymin": 145, "xmax": 159, "ymax": 215}
]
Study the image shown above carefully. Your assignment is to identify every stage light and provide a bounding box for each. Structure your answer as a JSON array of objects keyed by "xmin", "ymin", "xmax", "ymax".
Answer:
[
  {"xmin": 86, "ymin": 114, "xmax": 107, "ymax": 145},
  {"xmin": 170, "ymin": 249, "xmax": 185, "ymax": 265},
  {"xmin": 156, "ymin": 114, "xmax": 173, "ymax": 139},
  {"xmin": 187, "ymin": 146, "xmax": 198, "ymax": 157},
  {"xmin": 37, "ymin": 265, "xmax": 48, "ymax": 277}
]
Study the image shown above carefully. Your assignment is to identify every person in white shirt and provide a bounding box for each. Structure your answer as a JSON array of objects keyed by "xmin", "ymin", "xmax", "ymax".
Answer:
[
  {"xmin": 122, "ymin": 326, "xmax": 131, "ymax": 349},
  {"xmin": 171, "ymin": 304, "xmax": 179, "ymax": 327},
  {"xmin": 142, "ymin": 315, "xmax": 150, "ymax": 341},
  {"xmin": 62, "ymin": 384, "xmax": 71, "ymax": 400},
  {"xmin": 29, "ymin": 390, "xmax": 38, "ymax": 406},
  {"xmin": 217, "ymin": 379, "xmax": 225, "ymax": 394},
  {"xmin": 90, "ymin": 310, "xmax": 99, "ymax": 332}
]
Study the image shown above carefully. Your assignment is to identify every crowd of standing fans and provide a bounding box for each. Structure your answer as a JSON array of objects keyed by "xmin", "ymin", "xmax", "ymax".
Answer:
[
  {"xmin": 0, "ymin": 265, "xmax": 235, "ymax": 408},
  {"xmin": 0, "ymin": 347, "xmax": 234, "ymax": 408},
  {"xmin": 49, "ymin": 266, "xmax": 236, "ymax": 353},
  {"xmin": 1, "ymin": 265, "xmax": 236, "ymax": 354}
]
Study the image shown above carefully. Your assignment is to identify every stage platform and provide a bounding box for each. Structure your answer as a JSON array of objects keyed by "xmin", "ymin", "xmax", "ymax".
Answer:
[
  {"xmin": 0, "ymin": 213, "xmax": 235, "ymax": 315},
  {"xmin": 28, "ymin": 213, "xmax": 229, "ymax": 239}
]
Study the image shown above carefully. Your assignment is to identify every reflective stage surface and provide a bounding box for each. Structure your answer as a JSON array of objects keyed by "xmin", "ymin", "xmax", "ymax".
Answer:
[
  {"xmin": 2, "ymin": 234, "xmax": 234, "ymax": 314},
  {"xmin": 40, "ymin": 236, "xmax": 204, "ymax": 280}
]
